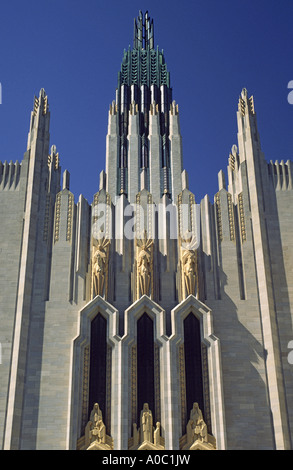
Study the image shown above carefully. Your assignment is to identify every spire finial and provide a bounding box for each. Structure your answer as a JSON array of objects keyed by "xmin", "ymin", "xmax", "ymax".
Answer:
[{"xmin": 133, "ymin": 10, "xmax": 154, "ymax": 50}]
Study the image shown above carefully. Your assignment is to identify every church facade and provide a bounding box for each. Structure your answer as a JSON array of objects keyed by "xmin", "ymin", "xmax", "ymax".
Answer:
[{"xmin": 0, "ymin": 11, "xmax": 292, "ymax": 450}]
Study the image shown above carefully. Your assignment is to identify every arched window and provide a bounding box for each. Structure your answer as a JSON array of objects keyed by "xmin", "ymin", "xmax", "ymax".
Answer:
[
  {"xmin": 88, "ymin": 313, "xmax": 107, "ymax": 422},
  {"xmin": 137, "ymin": 313, "xmax": 155, "ymax": 423},
  {"xmin": 183, "ymin": 313, "xmax": 205, "ymax": 420}
]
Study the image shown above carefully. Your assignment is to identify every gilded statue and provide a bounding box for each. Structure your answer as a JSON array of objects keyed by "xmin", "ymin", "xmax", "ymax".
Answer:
[
  {"xmin": 85, "ymin": 403, "xmax": 105, "ymax": 446},
  {"xmin": 132, "ymin": 423, "xmax": 139, "ymax": 447},
  {"xmin": 92, "ymin": 237, "xmax": 110, "ymax": 298},
  {"xmin": 89, "ymin": 402, "xmax": 102, "ymax": 424},
  {"xmin": 182, "ymin": 249, "xmax": 197, "ymax": 296},
  {"xmin": 140, "ymin": 403, "xmax": 153, "ymax": 442},
  {"xmin": 137, "ymin": 249, "xmax": 151, "ymax": 295},
  {"xmin": 90, "ymin": 416, "xmax": 106, "ymax": 444},
  {"xmin": 153, "ymin": 422, "xmax": 161, "ymax": 447},
  {"xmin": 130, "ymin": 404, "xmax": 164, "ymax": 450},
  {"xmin": 186, "ymin": 403, "xmax": 208, "ymax": 445},
  {"xmin": 136, "ymin": 233, "xmax": 153, "ymax": 298},
  {"xmin": 84, "ymin": 403, "xmax": 113, "ymax": 450}
]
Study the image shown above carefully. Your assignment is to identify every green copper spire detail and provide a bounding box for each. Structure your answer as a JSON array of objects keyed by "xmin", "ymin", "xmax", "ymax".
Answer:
[
  {"xmin": 133, "ymin": 10, "xmax": 154, "ymax": 50},
  {"xmin": 118, "ymin": 11, "xmax": 170, "ymax": 89},
  {"xmin": 115, "ymin": 11, "xmax": 173, "ymax": 198},
  {"xmin": 118, "ymin": 47, "xmax": 170, "ymax": 89}
]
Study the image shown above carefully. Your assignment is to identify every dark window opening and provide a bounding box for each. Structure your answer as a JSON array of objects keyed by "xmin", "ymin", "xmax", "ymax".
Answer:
[
  {"xmin": 88, "ymin": 313, "xmax": 107, "ymax": 422},
  {"xmin": 183, "ymin": 313, "xmax": 205, "ymax": 421},
  {"xmin": 137, "ymin": 313, "xmax": 155, "ymax": 424}
]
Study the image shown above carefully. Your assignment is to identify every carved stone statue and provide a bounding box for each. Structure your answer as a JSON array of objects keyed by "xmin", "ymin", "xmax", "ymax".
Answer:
[
  {"xmin": 130, "ymin": 404, "xmax": 164, "ymax": 450},
  {"xmin": 90, "ymin": 416, "xmax": 106, "ymax": 444},
  {"xmin": 138, "ymin": 249, "xmax": 151, "ymax": 294},
  {"xmin": 136, "ymin": 233, "xmax": 153, "ymax": 298},
  {"xmin": 194, "ymin": 417, "xmax": 208, "ymax": 443},
  {"xmin": 132, "ymin": 423, "xmax": 139, "ymax": 447},
  {"xmin": 140, "ymin": 403, "xmax": 153, "ymax": 442},
  {"xmin": 92, "ymin": 238, "xmax": 110, "ymax": 298},
  {"xmin": 182, "ymin": 249, "xmax": 197, "ymax": 296},
  {"xmin": 186, "ymin": 403, "xmax": 208, "ymax": 446},
  {"xmin": 153, "ymin": 422, "xmax": 161, "ymax": 446},
  {"xmin": 85, "ymin": 403, "xmax": 105, "ymax": 446},
  {"xmin": 84, "ymin": 403, "xmax": 112, "ymax": 450},
  {"xmin": 190, "ymin": 401, "xmax": 203, "ymax": 423},
  {"xmin": 89, "ymin": 402, "xmax": 103, "ymax": 424}
]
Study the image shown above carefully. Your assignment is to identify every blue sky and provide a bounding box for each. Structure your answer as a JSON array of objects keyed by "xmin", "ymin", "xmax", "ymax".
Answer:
[{"xmin": 1, "ymin": 0, "xmax": 293, "ymax": 204}]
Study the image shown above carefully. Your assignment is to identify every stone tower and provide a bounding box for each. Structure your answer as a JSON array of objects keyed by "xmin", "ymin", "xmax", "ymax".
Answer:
[{"xmin": 0, "ymin": 11, "xmax": 292, "ymax": 450}]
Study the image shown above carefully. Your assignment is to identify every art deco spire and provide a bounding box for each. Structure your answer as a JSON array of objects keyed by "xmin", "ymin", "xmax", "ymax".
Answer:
[
  {"xmin": 106, "ymin": 11, "xmax": 183, "ymax": 204},
  {"xmin": 133, "ymin": 10, "xmax": 154, "ymax": 50}
]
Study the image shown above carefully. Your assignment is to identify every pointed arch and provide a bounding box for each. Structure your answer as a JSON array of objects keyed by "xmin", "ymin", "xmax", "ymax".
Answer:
[
  {"xmin": 121, "ymin": 295, "xmax": 168, "ymax": 448},
  {"xmin": 69, "ymin": 296, "xmax": 120, "ymax": 449},
  {"xmin": 169, "ymin": 295, "xmax": 227, "ymax": 450}
]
